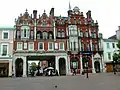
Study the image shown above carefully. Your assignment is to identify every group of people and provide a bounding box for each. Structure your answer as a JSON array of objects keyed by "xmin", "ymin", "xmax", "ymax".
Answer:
[{"xmin": 30, "ymin": 67, "xmax": 59, "ymax": 77}]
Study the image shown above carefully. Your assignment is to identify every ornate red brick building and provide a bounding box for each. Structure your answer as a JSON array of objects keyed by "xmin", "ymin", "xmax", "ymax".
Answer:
[{"xmin": 13, "ymin": 6, "xmax": 103, "ymax": 77}]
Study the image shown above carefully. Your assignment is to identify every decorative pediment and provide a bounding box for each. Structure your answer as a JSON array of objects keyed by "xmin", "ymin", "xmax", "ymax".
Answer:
[
  {"xmin": 37, "ymin": 10, "xmax": 52, "ymax": 26},
  {"xmin": 15, "ymin": 9, "xmax": 34, "ymax": 25},
  {"xmin": 94, "ymin": 53, "xmax": 101, "ymax": 60},
  {"xmin": 73, "ymin": 6, "xmax": 80, "ymax": 14}
]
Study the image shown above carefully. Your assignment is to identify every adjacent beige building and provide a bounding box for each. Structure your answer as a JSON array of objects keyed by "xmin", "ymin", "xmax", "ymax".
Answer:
[{"xmin": 0, "ymin": 27, "xmax": 14, "ymax": 77}]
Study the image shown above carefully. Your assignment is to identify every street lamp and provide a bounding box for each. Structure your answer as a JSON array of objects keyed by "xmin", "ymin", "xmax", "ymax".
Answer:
[
  {"xmin": 84, "ymin": 56, "xmax": 89, "ymax": 78},
  {"xmin": 112, "ymin": 60, "xmax": 116, "ymax": 75}
]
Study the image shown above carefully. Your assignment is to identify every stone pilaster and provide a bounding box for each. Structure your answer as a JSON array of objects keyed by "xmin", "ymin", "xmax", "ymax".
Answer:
[
  {"xmin": 92, "ymin": 55, "xmax": 96, "ymax": 73},
  {"xmin": 80, "ymin": 55, "xmax": 83, "ymax": 73},
  {"xmin": 22, "ymin": 56, "xmax": 27, "ymax": 77},
  {"xmin": 55, "ymin": 56, "xmax": 59, "ymax": 74}
]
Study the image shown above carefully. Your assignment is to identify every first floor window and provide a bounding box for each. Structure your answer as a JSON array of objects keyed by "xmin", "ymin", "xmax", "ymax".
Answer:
[
  {"xmin": 17, "ymin": 42, "xmax": 23, "ymax": 50},
  {"xmin": 28, "ymin": 42, "xmax": 34, "ymax": 50},
  {"xmin": 2, "ymin": 45, "xmax": 7, "ymax": 56},
  {"xmin": 24, "ymin": 43, "xmax": 27, "ymax": 49},
  {"xmin": 59, "ymin": 42, "xmax": 64, "ymax": 50},
  {"xmin": 48, "ymin": 42, "xmax": 54, "ymax": 50},
  {"xmin": 108, "ymin": 53, "xmax": 111, "ymax": 60},
  {"xmin": 3, "ymin": 32, "xmax": 8, "ymax": 39},
  {"xmin": 38, "ymin": 42, "xmax": 44, "ymax": 50}
]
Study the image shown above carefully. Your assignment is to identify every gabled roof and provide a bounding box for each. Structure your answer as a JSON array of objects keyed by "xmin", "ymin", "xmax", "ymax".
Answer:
[{"xmin": 108, "ymin": 35, "xmax": 116, "ymax": 39}]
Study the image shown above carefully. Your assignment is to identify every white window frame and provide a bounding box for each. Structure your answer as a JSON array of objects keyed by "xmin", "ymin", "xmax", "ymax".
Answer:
[
  {"xmin": 28, "ymin": 42, "xmax": 34, "ymax": 51},
  {"xmin": 24, "ymin": 42, "xmax": 27, "ymax": 49},
  {"xmin": 1, "ymin": 43, "xmax": 9, "ymax": 56},
  {"xmin": 2, "ymin": 31, "xmax": 9, "ymax": 39},
  {"xmin": 59, "ymin": 42, "xmax": 64, "ymax": 50},
  {"xmin": 17, "ymin": 42, "xmax": 23, "ymax": 50},
  {"xmin": 108, "ymin": 52, "xmax": 111, "ymax": 60},
  {"xmin": 48, "ymin": 42, "xmax": 54, "ymax": 50},
  {"xmin": 38, "ymin": 42, "xmax": 44, "ymax": 50},
  {"xmin": 21, "ymin": 26, "xmax": 30, "ymax": 39},
  {"xmin": 55, "ymin": 43, "xmax": 58, "ymax": 49}
]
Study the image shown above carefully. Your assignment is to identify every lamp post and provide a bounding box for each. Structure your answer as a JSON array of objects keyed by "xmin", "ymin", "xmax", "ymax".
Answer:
[
  {"xmin": 85, "ymin": 56, "xmax": 89, "ymax": 78},
  {"xmin": 113, "ymin": 60, "xmax": 116, "ymax": 75}
]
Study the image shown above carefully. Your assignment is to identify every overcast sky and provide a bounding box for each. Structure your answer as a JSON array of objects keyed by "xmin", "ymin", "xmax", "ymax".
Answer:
[{"xmin": 0, "ymin": 0, "xmax": 120, "ymax": 38}]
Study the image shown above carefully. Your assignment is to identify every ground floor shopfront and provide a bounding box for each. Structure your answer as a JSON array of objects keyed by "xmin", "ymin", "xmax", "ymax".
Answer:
[
  {"xmin": 0, "ymin": 59, "xmax": 12, "ymax": 77},
  {"xmin": 13, "ymin": 52, "xmax": 104, "ymax": 77}
]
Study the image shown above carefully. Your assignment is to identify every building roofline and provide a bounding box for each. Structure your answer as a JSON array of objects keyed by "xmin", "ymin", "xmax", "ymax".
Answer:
[{"xmin": 0, "ymin": 26, "xmax": 15, "ymax": 30}]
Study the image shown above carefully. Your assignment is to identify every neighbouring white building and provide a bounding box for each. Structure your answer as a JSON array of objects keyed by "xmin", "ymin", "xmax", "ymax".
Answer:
[
  {"xmin": 101, "ymin": 26, "xmax": 120, "ymax": 72},
  {"xmin": 102, "ymin": 39, "xmax": 118, "ymax": 72}
]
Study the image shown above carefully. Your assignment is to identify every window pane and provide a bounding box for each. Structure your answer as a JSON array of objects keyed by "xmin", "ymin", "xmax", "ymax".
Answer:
[
  {"xmin": 108, "ymin": 53, "xmax": 111, "ymax": 60},
  {"xmin": 29, "ymin": 43, "xmax": 34, "ymax": 50},
  {"xmin": 2, "ymin": 45, "xmax": 7, "ymax": 56},
  {"xmin": 39, "ymin": 43, "xmax": 43, "ymax": 50},
  {"xmin": 4, "ymin": 32, "xmax": 8, "ymax": 39},
  {"xmin": 49, "ymin": 43, "xmax": 53, "ymax": 49},
  {"xmin": 43, "ymin": 32, "xmax": 48, "ymax": 39},
  {"xmin": 61, "ymin": 32, "xmax": 65, "ymax": 37},
  {"xmin": 106, "ymin": 43, "xmax": 110, "ymax": 48},
  {"xmin": 112, "ymin": 43, "xmax": 115, "ymax": 48},
  {"xmin": 24, "ymin": 29, "xmax": 27, "ymax": 37},
  {"xmin": 58, "ymin": 32, "xmax": 61, "ymax": 37},
  {"xmin": 30, "ymin": 31, "xmax": 34, "ymax": 39},
  {"xmin": 60, "ymin": 43, "xmax": 64, "ymax": 50},
  {"xmin": 17, "ymin": 43, "xmax": 22, "ymax": 50}
]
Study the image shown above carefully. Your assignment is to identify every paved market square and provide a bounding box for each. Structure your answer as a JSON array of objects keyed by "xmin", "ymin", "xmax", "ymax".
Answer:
[{"xmin": 0, "ymin": 73, "xmax": 120, "ymax": 90}]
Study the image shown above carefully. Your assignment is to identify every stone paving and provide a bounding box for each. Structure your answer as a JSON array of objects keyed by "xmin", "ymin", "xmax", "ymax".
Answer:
[{"xmin": 0, "ymin": 73, "xmax": 120, "ymax": 90}]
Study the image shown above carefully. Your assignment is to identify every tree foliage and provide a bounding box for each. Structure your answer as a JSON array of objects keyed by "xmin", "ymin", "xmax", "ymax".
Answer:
[
  {"xmin": 112, "ymin": 40, "xmax": 120, "ymax": 64},
  {"xmin": 30, "ymin": 62, "xmax": 37, "ymax": 71}
]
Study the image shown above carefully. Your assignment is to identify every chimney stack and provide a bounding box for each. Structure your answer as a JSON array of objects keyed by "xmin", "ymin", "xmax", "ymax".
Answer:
[
  {"xmin": 50, "ymin": 8, "xmax": 54, "ymax": 16},
  {"xmin": 33, "ymin": 10, "xmax": 37, "ymax": 19}
]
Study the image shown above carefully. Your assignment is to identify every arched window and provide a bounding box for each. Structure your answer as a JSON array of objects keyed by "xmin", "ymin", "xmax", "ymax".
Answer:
[
  {"xmin": 94, "ymin": 33, "xmax": 96, "ymax": 38},
  {"xmin": 57, "ymin": 31, "xmax": 61, "ymax": 37},
  {"xmin": 37, "ymin": 31, "xmax": 42, "ymax": 39},
  {"xmin": 82, "ymin": 57, "xmax": 91, "ymax": 69},
  {"xmin": 43, "ymin": 32, "xmax": 48, "ymax": 39},
  {"xmin": 49, "ymin": 33, "xmax": 53, "ymax": 39},
  {"xmin": 71, "ymin": 57, "xmax": 79, "ymax": 69}
]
